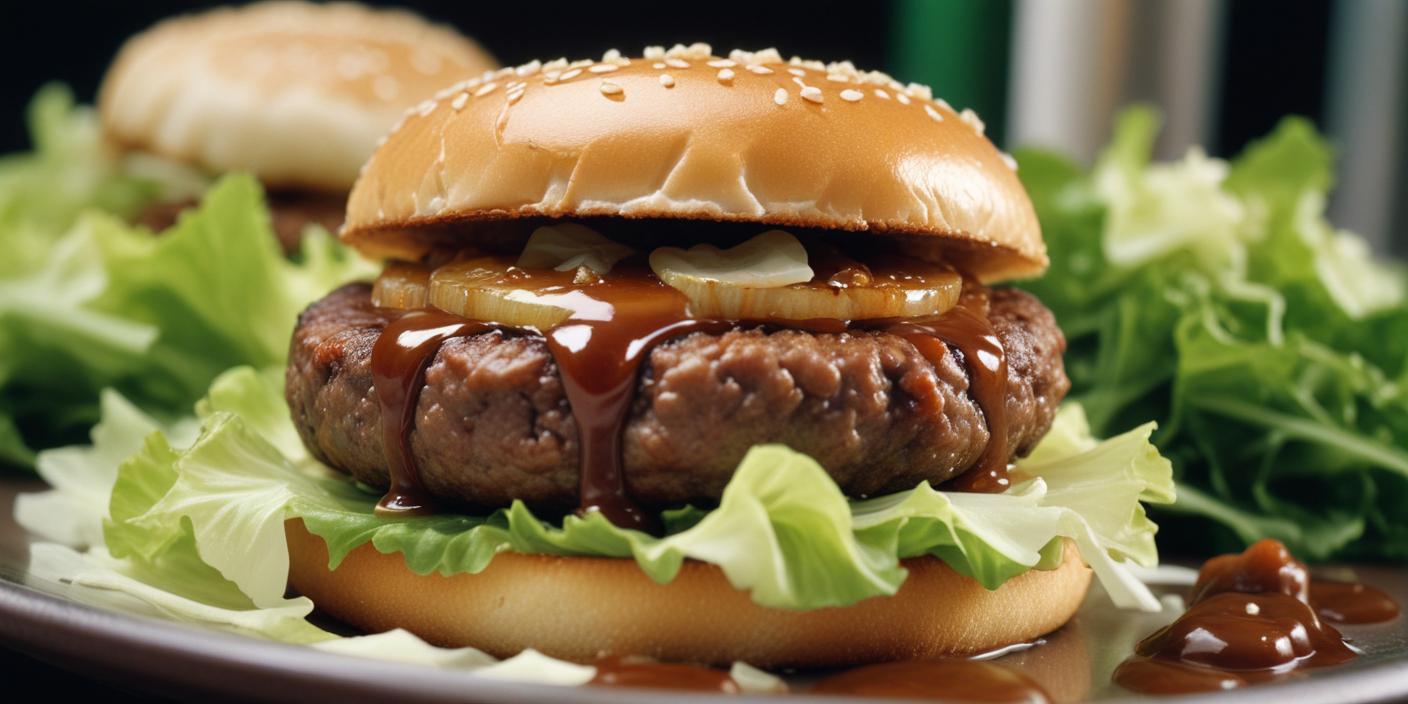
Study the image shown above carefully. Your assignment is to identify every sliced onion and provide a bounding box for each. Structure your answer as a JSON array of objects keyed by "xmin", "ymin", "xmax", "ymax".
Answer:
[
  {"xmin": 430, "ymin": 256, "xmax": 580, "ymax": 329},
  {"xmin": 649, "ymin": 230, "xmax": 813, "ymax": 288},
  {"xmin": 375, "ymin": 231, "xmax": 964, "ymax": 327},
  {"xmin": 371, "ymin": 262, "xmax": 431, "ymax": 310},
  {"xmin": 651, "ymin": 231, "xmax": 961, "ymax": 320},
  {"xmin": 516, "ymin": 222, "xmax": 635, "ymax": 275}
]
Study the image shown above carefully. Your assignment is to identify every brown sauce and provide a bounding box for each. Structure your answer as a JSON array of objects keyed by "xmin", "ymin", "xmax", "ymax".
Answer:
[
  {"xmin": 811, "ymin": 660, "xmax": 1050, "ymax": 702},
  {"xmin": 368, "ymin": 257, "xmax": 1010, "ymax": 527},
  {"xmin": 589, "ymin": 657, "xmax": 741, "ymax": 693},
  {"xmin": 884, "ymin": 287, "xmax": 1010, "ymax": 492},
  {"xmin": 370, "ymin": 310, "xmax": 497, "ymax": 515},
  {"xmin": 1114, "ymin": 539, "xmax": 1399, "ymax": 695},
  {"xmin": 1311, "ymin": 579, "xmax": 1401, "ymax": 624}
]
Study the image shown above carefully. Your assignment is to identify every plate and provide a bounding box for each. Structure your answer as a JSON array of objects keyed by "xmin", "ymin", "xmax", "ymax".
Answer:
[{"xmin": 3, "ymin": 476, "xmax": 1407, "ymax": 703}]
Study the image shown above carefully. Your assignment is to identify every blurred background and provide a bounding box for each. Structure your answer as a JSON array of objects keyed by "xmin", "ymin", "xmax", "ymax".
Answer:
[{"xmin": 2, "ymin": 0, "xmax": 1403, "ymax": 255}]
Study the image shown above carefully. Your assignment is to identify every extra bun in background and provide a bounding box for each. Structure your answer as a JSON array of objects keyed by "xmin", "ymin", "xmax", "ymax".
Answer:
[
  {"xmin": 99, "ymin": 1, "xmax": 498, "ymax": 193},
  {"xmin": 343, "ymin": 46, "xmax": 1045, "ymax": 283},
  {"xmin": 286, "ymin": 520, "xmax": 1091, "ymax": 668}
]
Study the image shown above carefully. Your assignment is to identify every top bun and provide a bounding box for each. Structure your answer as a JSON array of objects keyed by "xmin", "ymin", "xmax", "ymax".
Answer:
[
  {"xmin": 344, "ymin": 45, "xmax": 1045, "ymax": 282},
  {"xmin": 99, "ymin": 1, "xmax": 497, "ymax": 193}
]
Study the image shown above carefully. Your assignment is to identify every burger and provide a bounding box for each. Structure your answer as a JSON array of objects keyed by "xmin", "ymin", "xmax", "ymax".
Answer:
[
  {"xmin": 279, "ymin": 45, "xmax": 1171, "ymax": 668},
  {"xmin": 96, "ymin": 1, "xmax": 497, "ymax": 252}
]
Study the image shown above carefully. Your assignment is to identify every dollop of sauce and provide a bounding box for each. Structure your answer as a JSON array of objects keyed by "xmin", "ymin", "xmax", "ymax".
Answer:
[
  {"xmin": 810, "ymin": 660, "xmax": 1050, "ymax": 702},
  {"xmin": 1114, "ymin": 539, "xmax": 1399, "ymax": 694},
  {"xmin": 1189, "ymin": 537, "xmax": 1310, "ymax": 604},
  {"xmin": 1311, "ymin": 579, "xmax": 1402, "ymax": 624},
  {"xmin": 589, "ymin": 657, "xmax": 741, "ymax": 693},
  {"xmin": 368, "ymin": 255, "xmax": 1011, "ymax": 527}
]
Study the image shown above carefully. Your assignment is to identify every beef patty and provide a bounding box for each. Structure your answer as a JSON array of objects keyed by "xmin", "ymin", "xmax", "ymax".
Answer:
[{"xmin": 286, "ymin": 283, "xmax": 1070, "ymax": 510}]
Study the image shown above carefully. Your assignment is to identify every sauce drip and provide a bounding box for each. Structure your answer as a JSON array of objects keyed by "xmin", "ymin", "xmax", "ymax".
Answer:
[
  {"xmin": 810, "ymin": 660, "xmax": 1050, "ymax": 702},
  {"xmin": 885, "ymin": 287, "xmax": 1011, "ymax": 492},
  {"xmin": 589, "ymin": 657, "xmax": 741, "ymax": 693},
  {"xmin": 368, "ymin": 260, "xmax": 1010, "ymax": 527},
  {"xmin": 532, "ymin": 265, "xmax": 728, "ymax": 530},
  {"xmin": 1114, "ymin": 539, "xmax": 1399, "ymax": 694},
  {"xmin": 370, "ymin": 310, "xmax": 497, "ymax": 515}
]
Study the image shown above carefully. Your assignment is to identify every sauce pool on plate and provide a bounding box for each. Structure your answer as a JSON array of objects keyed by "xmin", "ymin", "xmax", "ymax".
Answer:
[{"xmin": 1114, "ymin": 539, "xmax": 1400, "ymax": 694}]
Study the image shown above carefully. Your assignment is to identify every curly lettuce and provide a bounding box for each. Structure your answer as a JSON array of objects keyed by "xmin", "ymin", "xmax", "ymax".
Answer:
[{"xmin": 1017, "ymin": 108, "xmax": 1408, "ymax": 561}]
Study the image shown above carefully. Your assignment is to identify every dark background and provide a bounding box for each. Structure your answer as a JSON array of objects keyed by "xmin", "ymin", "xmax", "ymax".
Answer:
[{"xmin": 0, "ymin": 1, "xmax": 1334, "ymax": 159}]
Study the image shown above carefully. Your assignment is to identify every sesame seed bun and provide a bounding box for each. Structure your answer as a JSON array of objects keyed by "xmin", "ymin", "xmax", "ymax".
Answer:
[
  {"xmin": 342, "ymin": 47, "xmax": 1046, "ymax": 282},
  {"xmin": 98, "ymin": 1, "xmax": 497, "ymax": 193},
  {"xmin": 285, "ymin": 520, "xmax": 1091, "ymax": 668}
]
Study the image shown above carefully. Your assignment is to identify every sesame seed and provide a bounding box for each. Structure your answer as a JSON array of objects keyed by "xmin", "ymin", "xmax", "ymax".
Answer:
[
  {"xmin": 936, "ymin": 98, "xmax": 954, "ymax": 112},
  {"xmin": 589, "ymin": 64, "xmax": 619, "ymax": 74},
  {"xmin": 708, "ymin": 59, "xmax": 737, "ymax": 68},
  {"xmin": 717, "ymin": 68, "xmax": 736, "ymax": 83},
  {"xmin": 874, "ymin": 88, "xmax": 890, "ymax": 100},
  {"xmin": 773, "ymin": 88, "xmax": 788, "ymax": 105},
  {"xmin": 644, "ymin": 45, "xmax": 665, "ymax": 59},
  {"xmin": 791, "ymin": 76, "xmax": 808, "ymax": 88},
  {"xmin": 746, "ymin": 64, "xmax": 774, "ymax": 75},
  {"xmin": 507, "ymin": 90, "xmax": 525, "ymax": 105},
  {"xmin": 653, "ymin": 62, "xmax": 667, "ymax": 69},
  {"xmin": 1245, "ymin": 602, "xmax": 1261, "ymax": 616},
  {"xmin": 666, "ymin": 58, "xmax": 690, "ymax": 69},
  {"xmin": 416, "ymin": 99, "xmax": 436, "ymax": 117},
  {"xmin": 515, "ymin": 59, "xmax": 541, "ymax": 77},
  {"xmin": 544, "ymin": 71, "xmax": 561, "ymax": 83},
  {"xmin": 474, "ymin": 82, "xmax": 498, "ymax": 97},
  {"xmin": 659, "ymin": 73, "xmax": 676, "ymax": 88},
  {"xmin": 840, "ymin": 89, "xmax": 863, "ymax": 102},
  {"xmin": 560, "ymin": 68, "xmax": 582, "ymax": 81},
  {"xmin": 961, "ymin": 108, "xmax": 986, "ymax": 134},
  {"xmin": 570, "ymin": 59, "xmax": 594, "ymax": 68},
  {"xmin": 602, "ymin": 48, "xmax": 623, "ymax": 62},
  {"xmin": 826, "ymin": 73, "xmax": 849, "ymax": 83},
  {"xmin": 450, "ymin": 93, "xmax": 469, "ymax": 110},
  {"xmin": 800, "ymin": 86, "xmax": 823, "ymax": 103},
  {"xmin": 787, "ymin": 67, "xmax": 807, "ymax": 77},
  {"xmin": 599, "ymin": 80, "xmax": 623, "ymax": 96},
  {"xmin": 1001, "ymin": 153, "xmax": 1019, "ymax": 171},
  {"xmin": 924, "ymin": 104, "xmax": 943, "ymax": 121},
  {"xmin": 896, "ymin": 93, "xmax": 911, "ymax": 105}
]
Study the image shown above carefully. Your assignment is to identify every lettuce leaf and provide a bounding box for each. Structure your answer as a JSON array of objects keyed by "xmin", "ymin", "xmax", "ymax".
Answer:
[
  {"xmin": 1017, "ymin": 108, "xmax": 1408, "ymax": 560},
  {"xmin": 0, "ymin": 159, "xmax": 371, "ymax": 468},
  {"xmin": 103, "ymin": 366, "xmax": 1174, "ymax": 614}
]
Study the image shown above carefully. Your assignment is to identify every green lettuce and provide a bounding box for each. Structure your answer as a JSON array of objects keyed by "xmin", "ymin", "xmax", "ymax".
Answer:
[
  {"xmin": 102, "ymin": 366, "xmax": 1174, "ymax": 615},
  {"xmin": 0, "ymin": 160, "xmax": 371, "ymax": 468},
  {"xmin": 1017, "ymin": 108, "xmax": 1408, "ymax": 561}
]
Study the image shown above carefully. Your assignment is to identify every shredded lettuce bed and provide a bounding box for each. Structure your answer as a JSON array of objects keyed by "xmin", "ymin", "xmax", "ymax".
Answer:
[
  {"xmin": 0, "ymin": 87, "xmax": 370, "ymax": 467},
  {"xmin": 1017, "ymin": 109, "xmax": 1408, "ymax": 561}
]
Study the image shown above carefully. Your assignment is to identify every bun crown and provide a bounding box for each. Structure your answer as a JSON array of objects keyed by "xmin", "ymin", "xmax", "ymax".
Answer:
[
  {"xmin": 344, "ymin": 46, "xmax": 1046, "ymax": 282},
  {"xmin": 99, "ymin": 1, "xmax": 497, "ymax": 193}
]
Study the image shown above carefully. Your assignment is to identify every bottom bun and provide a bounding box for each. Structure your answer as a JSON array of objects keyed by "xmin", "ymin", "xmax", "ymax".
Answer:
[{"xmin": 286, "ymin": 519, "xmax": 1092, "ymax": 668}]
